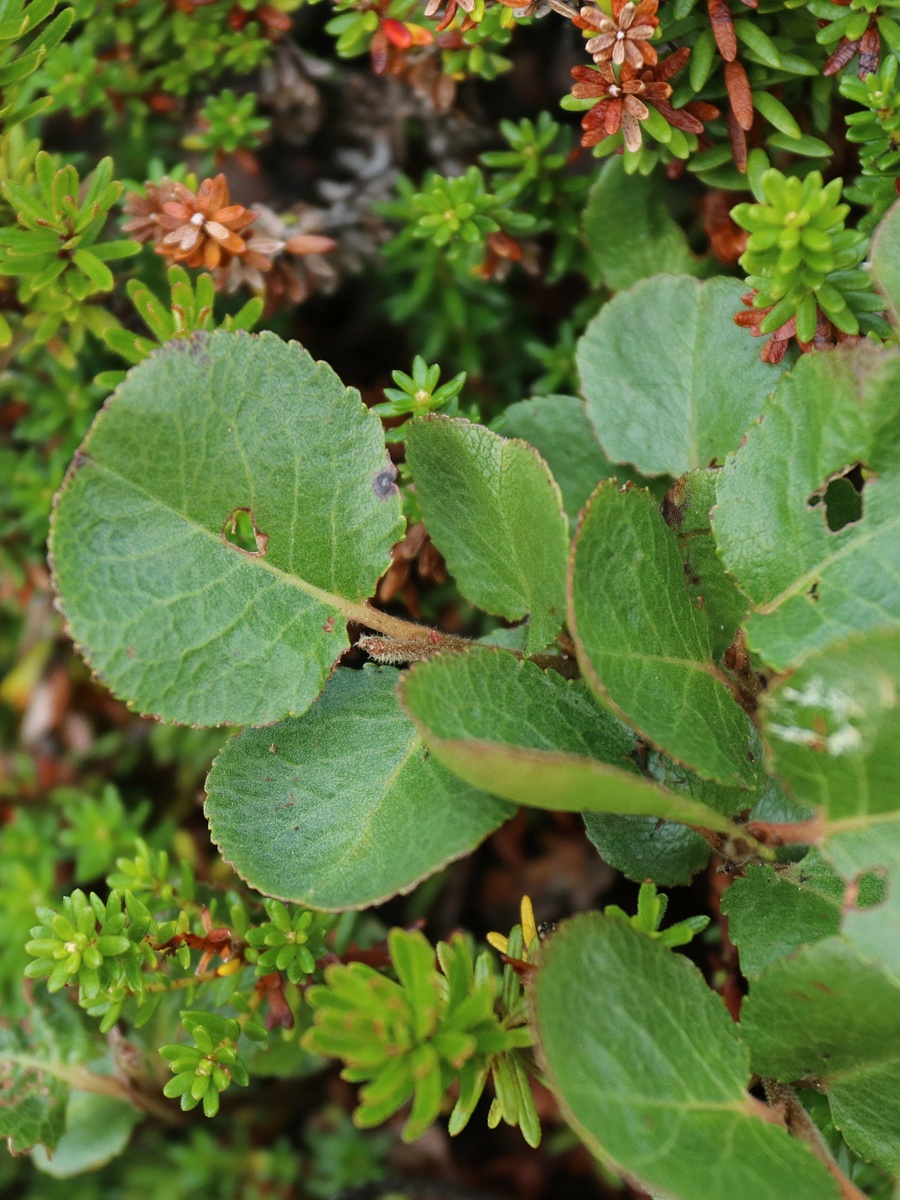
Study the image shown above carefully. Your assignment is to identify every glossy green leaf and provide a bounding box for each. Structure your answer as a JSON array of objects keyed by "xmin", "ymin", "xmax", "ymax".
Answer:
[
  {"xmin": 533, "ymin": 914, "xmax": 838, "ymax": 1200},
  {"xmin": 492, "ymin": 395, "xmax": 616, "ymax": 529},
  {"xmin": 50, "ymin": 331, "xmax": 403, "ymax": 726},
  {"xmin": 31, "ymin": 1091, "xmax": 139, "ymax": 1177},
  {"xmin": 569, "ymin": 483, "xmax": 759, "ymax": 788},
  {"xmin": 714, "ymin": 344, "xmax": 900, "ymax": 671},
  {"xmin": 722, "ymin": 853, "xmax": 883, "ymax": 979},
  {"xmin": 405, "ymin": 416, "xmax": 568, "ymax": 654},
  {"xmin": 205, "ymin": 667, "xmax": 513, "ymax": 911},
  {"xmin": 740, "ymin": 937, "xmax": 900, "ymax": 1172},
  {"xmin": 664, "ymin": 468, "xmax": 748, "ymax": 661},
  {"xmin": 870, "ymin": 198, "xmax": 900, "ymax": 328},
  {"xmin": 583, "ymin": 158, "xmax": 696, "ymax": 291},
  {"xmin": 400, "ymin": 648, "xmax": 740, "ymax": 833},
  {"xmin": 577, "ymin": 276, "xmax": 784, "ymax": 477}
]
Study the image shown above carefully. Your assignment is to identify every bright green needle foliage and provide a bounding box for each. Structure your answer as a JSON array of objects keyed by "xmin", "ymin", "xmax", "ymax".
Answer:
[
  {"xmin": 0, "ymin": 153, "xmax": 138, "ymax": 354},
  {"xmin": 49, "ymin": 331, "xmax": 404, "ymax": 726},
  {"xmin": 406, "ymin": 416, "xmax": 568, "ymax": 653},
  {"xmin": 371, "ymin": 355, "xmax": 466, "ymax": 442},
  {"xmin": 740, "ymin": 937, "xmax": 900, "ymax": 1173},
  {"xmin": 533, "ymin": 913, "xmax": 839, "ymax": 1200},
  {"xmin": 0, "ymin": 0, "xmax": 74, "ymax": 131},
  {"xmin": 714, "ymin": 344, "xmax": 900, "ymax": 670},
  {"xmin": 842, "ymin": 58, "xmax": 900, "ymax": 227},
  {"xmin": 24, "ymin": 888, "xmax": 138, "ymax": 1002},
  {"xmin": 731, "ymin": 167, "xmax": 876, "ymax": 340},
  {"xmin": 389, "ymin": 166, "xmax": 536, "ymax": 250},
  {"xmin": 183, "ymin": 88, "xmax": 269, "ymax": 156},
  {"xmin": 764, "ymin": 627, "xmax": 900, "ymax": 821},
  {"xmin": 98, "ymin": 266, "xmax": 262, "ymax": 388},
  {"xmin": 604, "ymin": 881, "xmax": 709, "ymax": 948},
  {"xmin": 160, "ymin": 1011, "xmax": 251, "ymax": 1119},
  {"xmin": 569, "ymin": 483, "xmax": 759, "ymax": 788},
  {"xmin": 577, "ymin": 276, "xmax": 783, "ymax": 478},
  {"xmin": 400, "ymin": 647, "xmax": 741, "ymax": 833},
  {"xmin": 303, "ymin": 928, "xmax": 536, "ymax": 1144},
  {"xmin": 245, "ymin": 901, "xmax": 335, "ymax": 984},
  {"xmin": 205, "ymin": 667, "xmax": 513, "ymax": 911}
]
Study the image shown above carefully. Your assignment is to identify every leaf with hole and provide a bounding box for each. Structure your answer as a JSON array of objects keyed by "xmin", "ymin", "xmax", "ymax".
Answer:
[
  {"xmin": 533, "ymin": 913, "xmax": 839, "ymax": 1200},
  {"xmin": 569, "ymin": 483, "xmax": 759, "ymax": 788},
  {"xmin": 577, "ymin": 276, "xmax": 784, "ymax": 478},
  {"xmin": 405, "ymin": 416, "xmax": 569, "ymax": 654},
  {"xmin": 49, "ymin": 331, "xmax": 404, "ymax": 726},
  {"xmin": 721, "ymin": 852, "xmax": 884, "ymax": 979},
  {"xmin": 714, "ymin": 344, "xmax": 900, "ymax": 671},
  {"xmin": 205, "ymin": 666, "xmax": 513, "ymax": 911}
]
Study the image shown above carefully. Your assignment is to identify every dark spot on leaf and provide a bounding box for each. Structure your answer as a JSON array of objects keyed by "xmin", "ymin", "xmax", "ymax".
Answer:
[
  {"xmin": 72, "ymin": 449, "xmax": 89, "ymax": 470},
  {"xmin": 293, "ymin": 825, "xmax": 299, "ymax": 831},
  {"xmin": 806, "ymin": 463, "xmax": 869, "ymax": 532},
  {"xmin": 373, "ymin": 464, "xmax": 399, "ymax": 498},
  {"xmin": 222, "ymin": 507, "xmax": 268, "ymax": 556},
  {"xmin": 807, "ymin": 581, "xmax": 820, "ymax": 603},
  {"xmin": 323, "ymin": 616, "xmax": 336, "ymax": 633}
]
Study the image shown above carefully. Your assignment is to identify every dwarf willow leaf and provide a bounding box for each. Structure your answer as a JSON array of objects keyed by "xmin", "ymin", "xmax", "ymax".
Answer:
[
  {"xmin": 714, "ymin": 344, "xmax": 900, "ymax": 671},
  {"xmin": 492, "ymin": 394, "xmax": 617, "ymax": 530},
  {"xmin": 49, "ymin": 331, "xmax": 403, "ymax": 726},
  {"xmin": 870, "ymin": 198, "xmax": 900, "ymax": 328},
  {"xmin": 400, "ymin": 648, "xmax": 739, "ymax": 832},
  {"xmin": 30, "ymin": 1092, "xmax": 139, "ymax": 1178},
  {"xmin": 722, "ymin": 853, "xmax": 884, "ymax": 979},
  {"xmin": 577, "ymin": 275, "xmax": 783, "ymax": 478},
  {"xmin": 740, "ymin": 937, "xmax": 900, "ymax": 1172},
  {"xmin": 534, "ymin": 914, "xmax": 839, "ymax": 1200},
  {"xmin": 583, "ymin": 756, "xmax": 755, "ymax": 886},
  {"xmin": 763, "ymin": 626, "xmax": 900, "ymax": 820},
  {"xmin": 583, "ymin": 158, "xmax": 696, "ymax": 292},
  {"xmin": 205, "ymin": 667, "xmax": 513, "ymax": 911},
  {"xmin": 405, "ymin": 416, "xmax": 568, "ymax": 654},
  {"xmin": 569, "ymin": 483, "xmax": 759, "ymax": 788},
  {"xmin": 664, "ymin": 468, "xmax": 748, "ymax": 661}
]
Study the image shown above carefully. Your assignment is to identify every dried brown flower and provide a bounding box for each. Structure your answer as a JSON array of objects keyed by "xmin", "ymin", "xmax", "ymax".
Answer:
[
  {"xmin": 574, "ymin": 0, "xmax": 659, "ymax": 69},
  {"xmin": 572, "ymin": 49, "xmax": 714, "ymax": 152}
]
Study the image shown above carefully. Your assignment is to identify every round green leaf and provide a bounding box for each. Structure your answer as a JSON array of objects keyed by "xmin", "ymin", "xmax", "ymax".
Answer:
[
  {"xmin": 49, "ymin": 331, "xmax": 403, "ymax": 726},
  {"xmin": 405, "ymin": 416, "xmax": 569, "ymax": 654},
  {"xmin": 400, "ymin": 648, "xmax": 739, "ymax": 833},
  {"xmin": 205, "ymin": 666, "xmax": 513, "ymax": 910},
  {"xmin": 583, "ymin": 158, "xmax": 697, "ymax": 292},
  {"xmin": 740, "ymin": 937, "xmax": 900, "ymax": 1173},
  {"xmin": 577, "ymin": 276, "xmax": 784, "ymax": 477},
  {"xmin": 714, "ymin": 344, "xmax": 900, "ymax": 671},
  {"xmin": 492, "ymin": 394, "xmax": 617, "ymax": 530},
  {"xmin": 870, "ymin": 198, "xmax": 900, "ymax": 329},
  {"xmin": 569, "ymin": 483, "xmax": 759, "ymax": 788},
  {"xmin": 533, "ymin": 913, "xmax": 838, "ymax": 1200},
  {"xmin": 763, "ymin": 626, "xmax": 900, "ymax": 821}
]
